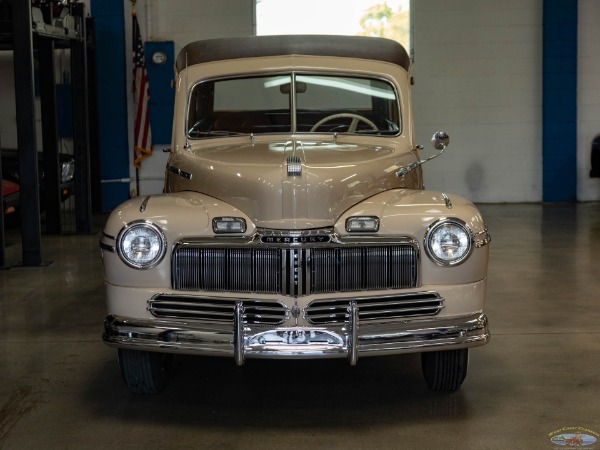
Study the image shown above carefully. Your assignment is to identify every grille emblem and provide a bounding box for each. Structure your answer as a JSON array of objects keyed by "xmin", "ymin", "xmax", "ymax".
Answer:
[
  {"xmin": 260, "ymin": 235, "xmax": 330, "ymax": 244},
  {"xmin": 287, "ymin": 155, "xmax": 302, "ymax": 176}
]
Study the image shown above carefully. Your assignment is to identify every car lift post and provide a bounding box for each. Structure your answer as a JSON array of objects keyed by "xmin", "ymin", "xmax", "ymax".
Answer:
[
  {"xmin": 12, "ymin": 0, "xmax": 43, "ymax": 266},
  {"xmin": 0, "ymin": 130, "xmax": 6, "ymax": 269}
]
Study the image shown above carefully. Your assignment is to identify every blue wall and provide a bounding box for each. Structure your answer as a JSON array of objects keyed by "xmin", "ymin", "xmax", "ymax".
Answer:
[
  {"xmin": 543, "ymin": 0, "xmax": 578, "ymax": 202},
  {"xmin": 91, "ymin": 0, "xmax": 130, "ymax": 211},
  {"xmin": 145, "ymin": 41, "xmax": 175, "ymax": 145},
  {"xmin": 89, "ymin": 6, "xmax": 174, "ymax": 210}
]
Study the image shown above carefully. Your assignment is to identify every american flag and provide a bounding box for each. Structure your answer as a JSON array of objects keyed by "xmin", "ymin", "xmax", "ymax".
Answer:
[{"xmin": 132, "ymin": 11, "xmax": 152, "ymax": 169}]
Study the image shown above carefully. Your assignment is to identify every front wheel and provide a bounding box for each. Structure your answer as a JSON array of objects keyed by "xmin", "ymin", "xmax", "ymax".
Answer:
[
  {"xmin": 118, "ymin": 349, "xmax": 172, "ymax": 394},
  {"xmin": 421, "ymin": 349, "xmax": 469, "ymax": 392}
]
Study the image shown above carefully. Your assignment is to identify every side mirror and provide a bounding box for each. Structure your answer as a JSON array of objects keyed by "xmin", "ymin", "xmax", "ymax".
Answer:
[
  {"xmin": 396, "ymin": 131, "xmax": 451, "ymax": 178},
  {"xmin": 432, "ymin": 131, "xmax": 450, "ymax": 150}
]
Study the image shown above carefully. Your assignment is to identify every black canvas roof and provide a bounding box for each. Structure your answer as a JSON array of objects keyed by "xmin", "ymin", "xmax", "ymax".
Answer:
[{"xmin": 175, "ymin": 35, "xmax": 410, "ymax": 73}]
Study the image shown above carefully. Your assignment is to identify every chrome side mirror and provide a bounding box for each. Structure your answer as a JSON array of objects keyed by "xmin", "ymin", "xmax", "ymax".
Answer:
[
  {"xmin": 396, "ymin": 131, "xmax": 451, "ymax": 178},
  {"xmin": 432, "ymin": 131, "xmax": 450, "ymax": 150}
]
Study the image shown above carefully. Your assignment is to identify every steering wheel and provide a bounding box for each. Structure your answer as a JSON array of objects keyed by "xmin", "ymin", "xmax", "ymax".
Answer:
[{"xmin": 310, "ymin": 113, "xmax": 378, "ymax": 133}]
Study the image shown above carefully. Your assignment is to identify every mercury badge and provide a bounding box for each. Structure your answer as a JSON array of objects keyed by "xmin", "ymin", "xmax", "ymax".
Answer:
[{"xmin": 260, "ymin": 235, "xmax": 330, "ymax": 244}]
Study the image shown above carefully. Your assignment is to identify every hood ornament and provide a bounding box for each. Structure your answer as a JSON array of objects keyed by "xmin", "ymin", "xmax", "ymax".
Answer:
[{"xmin": 287, "ymin": 155, "xmax": 302, "ymax": 176}]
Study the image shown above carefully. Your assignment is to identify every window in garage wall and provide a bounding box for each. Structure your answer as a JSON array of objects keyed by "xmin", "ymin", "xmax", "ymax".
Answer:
[{"xmin": 255, "ymin": 0, "xmax": 411, "ymax": 53}]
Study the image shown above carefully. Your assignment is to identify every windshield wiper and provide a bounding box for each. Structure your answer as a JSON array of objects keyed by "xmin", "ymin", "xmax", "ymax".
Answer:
[
  {"xmin": 336, "ymin": 129, "xmax": 397, "ymax": 136},
  {"xmin": 190, "ymin": 130, "xmax": 250, "ymax": 138}
]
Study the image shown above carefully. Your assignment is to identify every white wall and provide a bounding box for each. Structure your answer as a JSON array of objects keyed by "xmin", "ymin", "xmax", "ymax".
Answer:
[
  {"xmin": 577, "ymin": 0, "xmax": 600, "ymax": 201},
  {"xmin": 411, "ymin": 0, "xmax": 543, "ymax": 203}
]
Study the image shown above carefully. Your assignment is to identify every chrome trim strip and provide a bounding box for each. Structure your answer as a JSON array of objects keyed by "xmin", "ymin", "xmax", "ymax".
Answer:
[
  {"xmin": 473, "ymin": 228, "xmax": 492, "ymax": 248},
  {"xmin": 99, "ymin": 241, "xmax": 116, "ymax": 252},
  {"xmin": 305, "ymin": 292, "xmax": 443, "ymax": 325},
  {"xmin": 100, "ymin": 232, "xmax": 117, "ymax": 252},
  {"xmin": 281, "ymin": 250, "xmax": 289, "ymax": 296},
  {"xmin": 147, "ymin": 294, "xmax": 289, "ymax": 324},
  {"xmin": 304, "ymin": 248, "xmax": 311, "ymax": 297},
  {"xmin": 166, "ymin": 163, "xmax": 193, "ymax": 180},
  {"xmin": 298, "ymin": 248, "xmax": 306, "ymax": 297},
  {"xmin": 103, "ymin": 313, "xmax": 490, "ymax": 361},
  {"xmin": 348, "ymin": 301, "xmax": 359, "ymax": 366},
  {"xmin": 234, "ymin": 301, "xmax": 245, "ymax": 366},
  {"xmin": 173, "ymin": 232, "xmax": 419, "ymax": 248}
]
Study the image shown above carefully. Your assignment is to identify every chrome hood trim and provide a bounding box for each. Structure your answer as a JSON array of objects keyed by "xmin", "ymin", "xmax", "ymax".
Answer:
[{"xmin": 168, "ymin": 138, "xmax": 418, "ymax": 229}]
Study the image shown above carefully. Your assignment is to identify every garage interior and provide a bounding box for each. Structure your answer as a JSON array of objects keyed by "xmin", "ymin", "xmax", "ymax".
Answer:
[{"xmin": 1, "ymin": 0, "xmax": 600, "ymax": 449}]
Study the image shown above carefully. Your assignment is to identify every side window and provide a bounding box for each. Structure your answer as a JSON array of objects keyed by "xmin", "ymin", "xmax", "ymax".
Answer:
[{"xmin": 187, "ymin": 81, "xmax": 215, "ymax": 136}]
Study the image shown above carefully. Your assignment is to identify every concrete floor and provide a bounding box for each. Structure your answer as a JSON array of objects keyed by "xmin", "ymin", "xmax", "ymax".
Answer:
[{"xmin": 1, "ymin": 203, "xmax": 599, "ymax": 449}]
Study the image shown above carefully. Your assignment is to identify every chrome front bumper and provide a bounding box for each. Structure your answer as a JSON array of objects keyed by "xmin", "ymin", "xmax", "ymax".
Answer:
[{"xmin": 103, "ymin": 302, "xmax": 490, "ymax": 365}]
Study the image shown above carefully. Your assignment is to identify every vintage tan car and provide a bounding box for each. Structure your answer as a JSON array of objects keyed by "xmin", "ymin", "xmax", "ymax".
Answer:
[{"xmin": 100, "ymin": 35, "xmax": 491, "ymax": 394}]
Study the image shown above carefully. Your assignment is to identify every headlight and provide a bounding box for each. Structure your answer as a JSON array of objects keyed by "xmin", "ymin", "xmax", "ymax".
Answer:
[
  {"xmin": 117, "ymin": 221, "xmax": 166, "ymax": 269},
  {"xmin": 346, "ymin": 216, "xmax": 380, "ymax": 232},
  {"xmin": 212, "ymin": 217, "xmax": 246, "ymax": 233},
  {"xmin": 425, "ymin": 219, "xmax": 472, "ymax": 266}
]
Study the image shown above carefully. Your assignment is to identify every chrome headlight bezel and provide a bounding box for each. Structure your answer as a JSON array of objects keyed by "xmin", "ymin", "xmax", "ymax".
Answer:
[
  {"xmin": 116, "ymin": 220, "xmax": 167, "ymax": 269},
  {"xmin": 424, "ymin": 218, "xmax": 473, "ymax": 267}
]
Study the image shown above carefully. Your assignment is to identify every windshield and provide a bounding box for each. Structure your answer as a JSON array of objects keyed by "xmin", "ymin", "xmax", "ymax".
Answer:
[{"xmin": 187, "ymin": 74, "xmax": 401, "ymax": 138}]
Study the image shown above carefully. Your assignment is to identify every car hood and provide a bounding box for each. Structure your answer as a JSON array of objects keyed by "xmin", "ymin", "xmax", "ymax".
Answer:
[{"xmin": 168, "ymin": 138, "xmax": 419, "ymax": 229}]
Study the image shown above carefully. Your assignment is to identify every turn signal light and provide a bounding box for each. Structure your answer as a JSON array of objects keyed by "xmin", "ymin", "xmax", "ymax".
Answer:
[
  {"xmin": 345, "ymin": 216, "xmax": 380, "ymax": 232},
  {"xmin": 212, "ymin": 217, "xmax": 247, "ymax": 233}
]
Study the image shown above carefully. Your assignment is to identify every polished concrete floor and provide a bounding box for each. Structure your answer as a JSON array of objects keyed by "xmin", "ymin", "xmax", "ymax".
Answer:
[{"xmin": 1, "ymin": 203, "xmax": 599, "ymax": 449}]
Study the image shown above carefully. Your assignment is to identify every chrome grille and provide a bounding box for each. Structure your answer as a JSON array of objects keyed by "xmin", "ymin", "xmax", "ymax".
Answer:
[
  {"xmin": 305, "ymin": 293, "xmax": 444, "ymax": 324},
  {"xmin": 172, "ymin": 247, "xmax": 282, "ymax": 293},
  {"xmin": 310, "ymin": 246, "xmax": 417, "ymax": 293},
  {"xmin": 171, "ymin": 244, "xmax": 418, "ymax": 296},
  {"xmin": 148, "ymin": 295, "xmax": 288, "ymax": 325}
]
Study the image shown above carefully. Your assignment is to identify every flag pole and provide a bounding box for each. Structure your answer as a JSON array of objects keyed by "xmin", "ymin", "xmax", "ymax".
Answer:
[
  {"xmin": 132, "ymin": 0, "xmax": 138, "ymax": 196},
  {"xmin": 131, "ymin": 0, "xmax": 152, "ymax": 196},
  {"xmin": 136, "ymin": 168, "xmax": 140, "ymax": 197}
]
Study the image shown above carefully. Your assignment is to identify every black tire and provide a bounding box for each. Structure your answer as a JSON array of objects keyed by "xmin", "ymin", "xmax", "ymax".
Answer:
[
  {"xmin": 421, "ymin": 349, "xmax": 469, "ymax": 392},
  {"xmin": 118, "ymin": 349, "xmax": 171, "ymax": 395}
]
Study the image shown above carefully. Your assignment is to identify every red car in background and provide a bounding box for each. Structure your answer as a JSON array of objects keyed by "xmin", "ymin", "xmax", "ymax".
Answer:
[
  {"xmin": 2, "ymin": 178, "xmax": 19, "ymax": 216},
  {"xmin": 0, "ymin": 148, "xmax": 75, "ymax": 216}
]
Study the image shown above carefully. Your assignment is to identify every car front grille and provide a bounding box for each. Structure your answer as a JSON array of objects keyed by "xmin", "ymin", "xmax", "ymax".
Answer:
[
  {"xmin": 171, "ymin": 243, "xmax": 418, "ymax": 296},
  {"xmin": 148, "ymin": 295, "xmax": 288, "ymax": 325},
  {"xmin": 305, "ymin": 292, "xmax": 444, "ymax": 324},
  {"xmin": 172, "ymin": 247, "xmax": 282, "ymax": 294}
]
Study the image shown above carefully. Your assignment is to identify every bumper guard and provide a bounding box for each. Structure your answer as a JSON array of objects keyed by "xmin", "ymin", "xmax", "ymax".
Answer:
[{"xmin": 103, "ymin": 302, "xmax": 489, "ymax": 365}]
